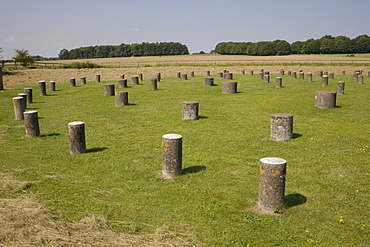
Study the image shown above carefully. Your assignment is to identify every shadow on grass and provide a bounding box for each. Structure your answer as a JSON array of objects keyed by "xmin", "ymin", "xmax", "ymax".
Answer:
[
  {"xmin": 182, "ymin": 166, "xmax": 206, "ymax": 175},
  {"xmin": 198, "ymin": 116, "xmax": 208, "ymax": 119},
  {"xmin": 87, "ymin": 147, "xmax": 108, "ymax": 153},
  {"xmin": 292, "ymin": 133, "xmax": 303, "ymax": 139},
  {"xmin": 41, "ymin": 133, "xmax": 61, "ymax": 137},
  {"xmin": 284, "ymin": 193, "xmax": 307, "ymax": 208}
]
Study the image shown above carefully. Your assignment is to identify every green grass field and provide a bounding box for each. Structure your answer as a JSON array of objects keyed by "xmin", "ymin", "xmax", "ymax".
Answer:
[{"xmin": 1, "ymin": 71, "xmax": 369, "ymax": 246}]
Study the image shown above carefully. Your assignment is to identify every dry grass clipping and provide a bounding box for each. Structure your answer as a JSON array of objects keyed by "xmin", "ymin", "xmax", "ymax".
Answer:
[{"xmin": 0, "ymin": 174, "xmax": 206, "ymax": 246}]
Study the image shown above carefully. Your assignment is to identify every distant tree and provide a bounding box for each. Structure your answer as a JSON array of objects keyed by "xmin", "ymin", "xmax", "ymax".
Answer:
[
  {"xmin": 274, "ymin": 40, "xmax": 291, "ymax": 55},
  {"xmin": 59, "ymin": 49, "xmax": 70, "ymax": 59},
  {"xmin": 0, "ymin": 47, "xmax": 3, "ymax": 59},
  {"xmin": 291, "ymin": 41, "xmax": 303, "ymax": 54},
  {"xmin": 301, "ymin": 39, "xmax": 321, "ymax": 54},
  {"xmin": 13, "ymin": 49, "xmax": 34, "ymax": 66}
]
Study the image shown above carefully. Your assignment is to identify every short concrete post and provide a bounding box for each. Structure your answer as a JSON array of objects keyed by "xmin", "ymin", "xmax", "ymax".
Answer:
[
  {"xmin": 353, "ymin": 72, "xmax": 359, "ymax": 81},
  {"xmin": 275, "ymin": 77, "xmax": 282, "ymax": 88},
  {"xmin": 191, "ymin": 71, "xmax": 195, "ymax": 77},
  {"xmin": 115, "ymin": 91, "xmax": 128, "ymax": 106},
  {"xmin": 218, "ymin": 72, "xmax": 223, "ymax": 78},
  {"xmin": 39, "ymin": 80, "xmax": 47, "ymax": 96},
  {"xmin": 259, "ymin": 71, "xmax": 264, "ymax": 79},
  {"xmin": 139, "ymin": 73, "xmax": 143, "ymax": 81},
  {"xmin": 120, "ymin": 74, "xmax": 125, "ymax": 79},
  {"xmin": 292, "ymin": 71, "xmax": 297, "ymax": 79},
  {"xmin": 17, "ymin": 93, "xmax": 27, "ymax": 110},
  {"xmin": 287, "ymin": 71, "xmax": 291, "ymax": 76},
  {"xmin": 270, "ymin": 113, "xmax": 293, "ymax": 141},
  {"xmin": 358, "ymin": 75, "xmax": 364, "ymax": 84},
  {"xmin": 329, "ymin": 73, "xmax": 334, "ymax": 79},
  {"xmin": 314, "ymin": 91, "xmax": 337, "ymax": 109},
  {"xmin": 307, "ymin": 73, "xmax": 313, "ymax": 82},
  {"xmin": 131, "ymin": 76, "xmax": 139, "ymax": 85},
  {"xmin": 202, "ymin": 77, "xmax": 214, "ymax": 86},
  {"xmin": 206, "ymin": 71, "xmax": 211, "ymax": 76},
  {"xmin": 70, "ymin": 78, "xmax": 76, "ymax": 87},
  {"xmin": 182, "ymin": 101, "xmax": 199, "ymax": 120},
  {"xmin": 96, "ymin": 74, "xmax": 101, "ymax": 82},
  {"xmin": 13, "ymin": 97, "xmax": 25, "ymax": 120},
  {"xmin": 279, "ymin": 69, "xmax": 284, "ymax": 75},
  {"xmin": 104, "ymin": 84, "xmax": 115, "ymax": 96},
  {"xmin": 151, "ymin": 78, "xmax": 158, "ymax": 90},
  {"xmin": 342, "ymin": 70, "xmax": 346, "ymax": 74},
  {"xmin": 368, "ymin": 70, "xmax": 370, "ymax": 77},
  {"xmin": 264, "ymin": 74, "xmax": 270, "ymax": 83},
  {"xmin": 162, "ymin": 134, "xmax": 182, "ymax": 179},
  {"xmin": 181, "ymin": 74, "xmax": 188, "ymax": 80},
  {"xmin": 241, "ymin": 70, "xmax": 245, "ymax": 75},
  {"xmin": 322, "ymin": 75, "xmax": 329, "ymax": 87},
  {"xmin": 315, "ymin": 71, "xmax": 323, "ymax": 77},
  {"xmin": 68, "ymin": 121, "xmax": 86, "ymax": 155},
  {"xmin": 49, "ymin": 81, "xmax": 56, "ymax": 92},
  {"xmin": 249, "ymin": 70, "xmax": 254, "ymax": 76},
  {"xmin": 258, "ymin": 157, "xmax": 287, "ymax": 214},
  {"xmin": 222, "ymin": 81, "xmax": 237, "ymax": 94},
  {"xmin": 81, "ymin": 77, "xmax": 86, "ymax": 84},
  {"xmin": 177, "ymin": 72, "xmax": 181, "ymax": 78},
  {"xmin": 157, "ymin": 73, "xmax": 161, "ymax": 82},
  {"xmin": 24, "ymin": 88, "xmax": 33, "ymax": 104},
  {"xmin": 323, "ymin": 71, "xmax": 328, "ymax": 76},
  {"xmin": 224, "ymin": 72, "xmax": 233, "ymax": 80},
  {"xmin": 299, "ymin": 72, "xmax": 304, "ymax": 80},
  {"xmin": 118, "ymin": 79, "xmax": 128, "ymax": 88},
  {"xmin": 24, "ymin": 111, "xmax": 40, "ymax": 137},
  {"xmin": 337, "ymin": 81, "xmax": 345, "ymax": 94},
  {"xmin": 0, "ymin": 67, "xmax": 3, "ymax": 90}
]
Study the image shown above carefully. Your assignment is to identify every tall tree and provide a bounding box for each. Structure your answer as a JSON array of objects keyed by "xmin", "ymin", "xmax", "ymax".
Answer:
[{"xmin": 13, "ymin": 49, "xmax": 34, "ymax": 66}]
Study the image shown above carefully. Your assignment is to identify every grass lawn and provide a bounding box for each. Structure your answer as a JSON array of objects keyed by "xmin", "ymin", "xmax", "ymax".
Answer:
[{"xmin": 1, "ymin": 70, "xmax": 369, "ymax": 246}]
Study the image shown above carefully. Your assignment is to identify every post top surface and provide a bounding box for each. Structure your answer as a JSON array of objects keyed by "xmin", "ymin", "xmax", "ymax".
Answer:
[
  {"xmin": 182, "ymin": 101, "xmax": 198, "ymax": 104},
  {"xmin": 162, "ymin": 134, "xmax": 182, "ymax": 139},
  {"xmin": 68, "ymin": 121, "xmax": 85, "ymax": 125},
  {"xmin": 316, "ymin": 91, "xmax": 336, "ymax": 94},
  {"xmin": 18, "ymin": 93, "xmax": 27, "ymax": 95},
  {"xmin": 38, "ymin": 80, "xmax": 46, "ymax": 83},
  {"xmin": 12, "ymin": 96, "xmax": 23, "ymax": 99},
  {"xmin": 24, "ymin": 111, "xmax": 37, "ymax": 114},
  {"xmin": 260, "ymin": 157, "xmax": 287, "ymax": 165},
  {"xmin": 271, "ymin": 113, "xmax": 293, "ymax": 117}
]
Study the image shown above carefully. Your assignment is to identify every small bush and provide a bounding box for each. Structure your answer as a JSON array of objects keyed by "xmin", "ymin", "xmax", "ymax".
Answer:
[
  {"xmin": 346, "ymin": 54, "xmax": 355, "ymax": 57},
  {"xmin": 61, "ymin": 61, "xmax": 101, "ymax": 69}
]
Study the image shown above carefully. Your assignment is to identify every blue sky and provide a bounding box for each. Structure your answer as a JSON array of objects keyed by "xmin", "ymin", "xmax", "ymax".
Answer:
[{"xmin": 1, "ymin": 0, "xmax": 369, "ymax": 59}]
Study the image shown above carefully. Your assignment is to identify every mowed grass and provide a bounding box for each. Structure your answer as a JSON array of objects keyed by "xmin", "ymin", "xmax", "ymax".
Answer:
[{"xmin": 1, "ymin": 71, "xmax": 369, "ymax": 246}]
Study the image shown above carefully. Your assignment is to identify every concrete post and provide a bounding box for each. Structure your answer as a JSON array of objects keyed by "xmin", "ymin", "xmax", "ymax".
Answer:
[
  {"xmin": 68, "ymin": 121, "xmax": 86, "ymax": 155},
  {"xmin": 13, "ymin": 97, "xmax": 25, "ymax": 120},
  {"xmin": 39, "ymin": 80, "xmax": 47, "ymax": 96},
  {"xmin": 104, "ymin": 84, "xmax": 115, "ymax": 96},
  {"xmin": 314, "ymin": 91, "xmax": 337, "ymax": 109},
  {"xmin": 337, "ymin": 82, "xmax": 345, "ymax": 94},
  {"xmin": 182, "ymin": 101, "xmax": 199, "ymax": 120},
  {"xmin": 24, "ymin": 111, "xmax": 40, "ymax": 137},
  {"xmin": 275, "ymin": 77, "xmax": 282, "ymax": 88},
  {"xmin": 49, "ymin": 81, "xmax": 56, "ymax": 92},
  {"xmin": 70, "ymin": 78, "xmax": 76, "ymax": 87},
  {"xmin": 202, "ymin": 77, "xmax": 214, "ymax": 86},
  {"xmin": 115, "ymin": 91, "xmax": 128, "ymax": 106},
  {"xmin": 24, "ymin": 88, "xmax": 33, "ymax": 104},
  {"xmin": 162, "ymin": 134, "xmax": 182, "ymax": 179},
  {"xmin": 270, "ymin": 113, "xmax": 293, "ymax": 141},
  {"xmin": 222, "ymin": 81, "xmax": 237, "ymax": 94}
]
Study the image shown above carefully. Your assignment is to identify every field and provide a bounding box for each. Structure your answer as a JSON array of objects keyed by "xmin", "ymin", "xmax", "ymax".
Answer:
[{"xmin": 1, "ymin": 55, "xmax": 370, "ymax": 246}]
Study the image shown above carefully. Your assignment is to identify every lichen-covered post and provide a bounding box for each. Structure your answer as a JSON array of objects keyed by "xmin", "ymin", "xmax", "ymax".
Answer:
[
  {"xmin": 181, "ymin": 74, "xmax": 187, "ymax": 80},
  {"xmin": 13, "ymin": 97, "xmax": 25, "ymax": 120},
  {"xmin": 292, "ymin": 71, "xmax": 297, "ymax": 79},
  {"xmin": 299, "ymin": 72, "xmax": 304, "ymax": 80},
  {"xmin": 81, "ymin": 77, "xmax": 87, "ymax": 84},
  {"xmin": 177, "ymin": 72, "xmax": 181, "ymax": 78},
  {"xmin": 264, "ymin": 74, "xmax": 270, "ymax": 83},
  {"xmin": 104, "ymin": 84, "xmax": 115, "ymax": 96},
  {"xmin": 24, "ymin": 111, "xmax": 40, "ymax": 137},
  {"xmin": 287, "ymin": 71, "xmax": 291, "ymax": 76},
  {"xmin": 224, "ymin": 72, "xmax": 233, "ymax": 80},
  {"xmin": 131, "ymin": 76, "xmax": 139, "ymax": 85},
  {"xmin": 222, "ymin": 81, "xmax": 237, "ymax": 94},
  {"xmin": 162, "ymin": 134, "xmax": 182, "ymax": 179},
  {"xmin": 322, "ymin": 75, "xmax": 329, "ymax": 86},
  {"xmin": 118, "ymin": 79, "xmax": 128, "ymax": 88},
  {"xmin": 329, "ymin": 73, "xmax": 334, "ymax": 79},
  {"xmin": 68, "ymin": 121, "xmax": 86, "ymax": 155},
  {"xmin": 151, "ymin": 78, "xmax": 158, "ymax": 90},
  {"xmin": 249, "ymin": 70, "xmax": 254, "ymax": 76},
  {"xmin": 337, "ymin": 82, "xmax": 345, "ymax": 94},
  {"xmin": 241, "ymin": 70, "xmax": 245, "ymax": 75},
  {"xmin": 24, "ymin": 88, "xmax": 33, "ymax": 104},
  {"xmin": 258, "ymin": 157, "xmax": 287, "ymax": 214},
  {"xmin": 49, "ymin": 81, "xmax": 56, "ymax": 92},
  {"xmin": 259, "ymin": 71, "xmax": 263, "ymax": 79},
  {"xmin": 218, "ymin": 72, "xmax": 223, "ymax": 78},
  {"xmin": 17, "ymin": 93, "xmax": 27, "ymax": 110},
  {"xmin": 96, "ymin": 74, "xmax": 101, "ymax": 82},
  {"xmin": 139, "ymin": 73, "xmax": 143, "ymax": 81},
  {"xmin": 270, "ymin": 113, "xmax": 293, "ymax": 141},
  {"xmin": 206, "ymin": 71, "xmax": 211, "ymax": 76},
  {"xmin": 202, "ymin": 77, "xmax": 214, "ymax": 86},
  {"xmin": 70, "ymin": 78, "xmax": 76, "ymax": 87},
  {"xmin": 279, "ymin": 69, "xmax": 284, "ymax": 75},
  {"xmin": 307, "ymin": 73, "xmax": 313, "ymax": 82},
  {"xmin": 115, "ymin": 91, "xmax": 128, "ymax": 106},
  {"xmin": 191, "ymin": 71, "xmax": 195, "ymax": 77},
  {"xmin": 39, "ymin": 80, "xmax": 47, "ymax": 96},
  {"xmin": 275, "ymin": 77, "xmax": 282, "ymax": 88},
  {"xmin": 358, "ymin": 75, "xmax": 364, "ymax": 84},
  {"xmin": 182, "ymin": 101, "xmax": 199, "ymax": 120},
  {"xmin": 314, "ymin": 91, "xmax": 337, "ymax": 109}
]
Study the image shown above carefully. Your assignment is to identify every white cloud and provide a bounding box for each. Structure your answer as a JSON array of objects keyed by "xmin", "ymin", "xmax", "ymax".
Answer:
[
  {"xmin": 4, "ymin": 35, "xmax": 15, "ymax": 43},
  {"xmin": 131, "ymin": 29, "xmax": 140, "ymax": 32}
]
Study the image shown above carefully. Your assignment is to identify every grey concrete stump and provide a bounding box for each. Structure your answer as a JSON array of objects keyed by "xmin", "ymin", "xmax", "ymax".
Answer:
[
  {"xmin": 299, "ymin": 72, "xmax": 304, "ymax": 80},
  {"xmin": 279, "ymin": 69, "xmax": 284, "ymax": 75},
  {"xmin": 329, "ymin": 73, "xmax": 334, "ymax": 79},
  {"xmin": 314, "ymin": 91, "xmax": 337, "ymax": 109},
  {"xmin": 24, "ymin": 111, "xmax": 40, "ymax": 137},
  {"xmin": 222, "ymin": 81, "xmax": 237, "ymax": 94},
  {"xmin": 270, "ymin": 113, "xmax": 293, "ymax": 141},
  {"xmin": 151, "ymin": 78, "xmax": 158, "ymax": 90},
  {"xmin": 13, "ymin": 97, "xmax": 25, "ymax": 120},
  {"xmin": 96, "ymin": 74, "xmax": 101, "ymax": 82},
  {"xmin": 224, "ymin": 72, "xmax": 233, "ymax": 80},
  {"xmin": 177, "ymin": 72, "xmax": 181, "ymax": 78},
  {"xmin": 157, "ymin": 73, "xmax": 161, "ymax": 82},
  {"xmin": 275, "ymin": 77, "xmax": 282, "ymax": 88},
  {"xmin": 353, "ymin": 72, "xmax": 359, "ymax": 81},
  {"xmin": 181, "ymin": 74, "xmax": 188, "ymax": 80},
  {"xmin": 259, "ymin": 71, "xmax": 263, "ymax": 79},
  {"xmin": 70, "ymin": 78, "xmax": 76, "ymax": 87},
  {"xmin": 118, "ymin": 79, "xmax": 128, "ymax": 88},
  {"xmin": 315, "ymin": 71, "xmax": 323, "ymax": 77},
  {"xmin": 342, "ymin": 70, "xmax": 346, "ymax": 75},
  {"xmin": 258, "ymin": 157, "xmax": 287, "ymax": 214},
  {"xmin": 182, "ymin": 101, "xmax": 199, "ymax": 120},
  {"xmin": 68, "ymin": 121, "xmax": 86, "ymax": 155},
  {"xmin": 139, "ymin": 73, "xmax": 143, "ymax": 81},
  {"xmin": 337, "ymin": 81, "xmax": 345, "ymax": 94},
  {"xmin": 131, "ymin": 76, "xmax": 139, "ymax": 85},
  {"xmin": 120, "ymin": 74, "xmax": 125, "ymax": 79},
  {"xmin": 17, "ymin": 93, "xmax": 27, "ymax": 110},
  {"xmin": 241, "ymin": 70, "xmax": 245, "ymax": 75},
  {"xmin": 218, "ymin": 72, "xmax": 223, "ymax": 78},
  {"xmin": 115, "ymin": 91, "xmax": 128, "ymax": 106},
  {"xmin": 368, "ymin": 70, "xmax": 370, "ymax": 77},
  {"xmin": 202, "ymin": 77, "xmax": 214, "ymax": 86},
  {"xmin": 0, "ymin": 67, "xmax": 3, "ymax": 90},
  {"xmin": 206, "ymin": 71, "xmax": 211, "ymax": 76},
  {"xmin": 287, "ymin": 71, "xmax": 291, "ymax": 76},
  {"xmin": 264, "ymin": 74, "xmax": 270, "ymax": 83},
  {"xmin": 39, "ymin": 80, "xmax": 47, "ymax": 96},
  {"xmin": 191, "ymin": 71, "xmax": 195, "ymax": 77},
  {"xmin": 104, "ymin": 84, "xmax": 115, "ymax": 96},
  {"xmin": 249, "ymin": 70, "xmax": 254, "ymax": 76},
  {"xmin": 292, "ymin": 71, "xmax": 297, "ymax": 79},
  {"xmin": 49, "ymin": 81, "xmax": 56, "ymax": 91},
  {"xmin": 24, "ymin": 88, "xmax": 33, "ymax": 104},
  {"xmin": 323, "ymin": 71, "xmax": 328, "ymax": 76},
  {"xmin": 162, "ymin": 134, "xmax": 182, "ymax": 179},
  {"xmin": 358, "ymin": 75, "xmax": 364, "ymax": 84},
  {"xmin": 307, "ymin": 73, "xmax": 313, "ymax": 82},
  {"xmin": 81, "ymin": 77, "xmax": 86, "ymax": 84},
  {"xmin": 322, "ymin": 75, "xmax": 329, "ymax": 86}
]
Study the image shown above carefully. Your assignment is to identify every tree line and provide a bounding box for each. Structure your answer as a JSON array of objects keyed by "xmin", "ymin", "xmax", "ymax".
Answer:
[
  {"xmin": 214, "ymin": 35, "xmax": 370, "ymax": 56},
  {"xmin": 59, "ymin": 42, "xmax": 189, "ymax": 59}
]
